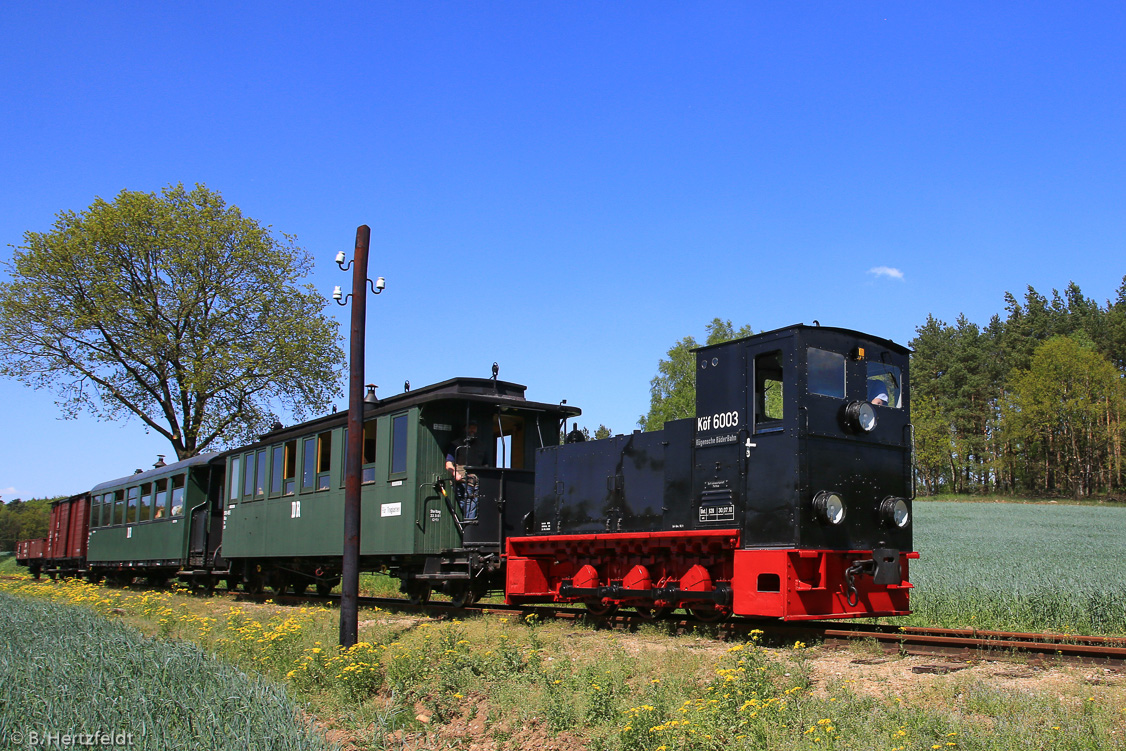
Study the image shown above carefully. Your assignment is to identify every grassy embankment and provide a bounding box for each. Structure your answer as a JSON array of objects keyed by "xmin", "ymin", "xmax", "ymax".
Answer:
[{"xmin": 3, "ymin": 574, "xmax": 1125, "ymax": 750}]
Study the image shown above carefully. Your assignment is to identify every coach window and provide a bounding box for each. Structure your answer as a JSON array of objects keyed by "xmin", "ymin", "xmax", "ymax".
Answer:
[
  {"xmin": 90, "ymin": 496, "xmax": 102, "ymax": 528},
  {"xmin": 126, "ymin": 486, "xmax": 139, "ymax": 523},
  {"xmin": 342, "ymin": 420, "xmax": 379, "ymax": 486},
  {"xmin": 139, "ymin": 483, "xmax": 153, "ymax": 522},
  {"xmin": 807, "ymin": 348, "xmax": 845, "ymax": 399},
  {"xmin": 283, "ymin": 440, "xmax": 297, "ymax": 495},
  {"xmin": 363, "ymin": 420, "xmax": 377, "ymax": 483},
  {"xmin": 755, "ymin": 351, "xmax": 785, "ymax": 431},
  {"xmin": 242, "ymin": 452, "xmax": 256, "ymax": 499},
  {"xmin": 170, "ymin": 475, "xmax": 186, "ymax": 516},
  {"xmin": 390, "ymin": 414, "xmax": 408, "ymax": 475},
  {"xmin": 153, "ymin": 479, "xmax": 169, "ymax": 519},
  {"xmin": 113, "ymin": 490, "xmax": 125, "ymax": 525},
  {"xmin": 302, "ymin": 436, "xmax": 317, "ymax": 491},
  {"xmin": 270, "ymin": 444, "xmax": 284, "ymax": 496},
  {"xmin": 229, "ymin": 457, "xmax": 241, "ymax": 505},
  {"xmin": 255, "ymin": 449, "xmax": 267, "ymax": 497},
  {"xmin": 316, "ymin": 431, "xmax": 332, "ymax": 490}
]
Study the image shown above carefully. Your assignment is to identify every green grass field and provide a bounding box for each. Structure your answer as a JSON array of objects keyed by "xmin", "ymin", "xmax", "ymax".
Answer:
[{"xmin": 904, "ymin": 500, "xmax": 1126, "ymax": 634}]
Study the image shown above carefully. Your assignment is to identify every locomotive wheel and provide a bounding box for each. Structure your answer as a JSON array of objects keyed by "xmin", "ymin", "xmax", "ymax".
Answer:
[
  {"xmin": 635, "ymin": 605, "xmax": 672, "ymax": 621},
  {"xmin": 688, "ymin": 604, "xmax": 731, "ymax": 623},
  {"xmin": 584, "ymin": 600, "xmax": 619, "ymax": 618},
  {"xmin": 406, "ymin": 581, "xmax": 431, "ymax": 606}
]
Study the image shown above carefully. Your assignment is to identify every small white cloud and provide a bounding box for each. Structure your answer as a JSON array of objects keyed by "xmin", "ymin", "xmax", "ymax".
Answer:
[
  {"xmin": 868, "ymin": 266, "xmax": 904, "ymax": 281},
  {"xmin": 0, "ymin": 487, "xmax": 16, "ymax": 500}
]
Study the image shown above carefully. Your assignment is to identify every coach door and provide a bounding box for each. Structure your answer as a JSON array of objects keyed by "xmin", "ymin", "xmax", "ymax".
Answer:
[{"xmin": 742, "ymin": 335, "xmax": 799, "ymax": 546}]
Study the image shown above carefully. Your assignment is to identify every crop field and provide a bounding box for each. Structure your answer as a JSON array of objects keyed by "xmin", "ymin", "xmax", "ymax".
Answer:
[
  {"xmin": 0, "ymin": 551, "xmax": 19, "ymax": 576},
  {"xmin": 0, "ymin": 592, "xmax": 330, "ymax": 751},
  {"xmin": 904, "ymin": 501, "xmax": 1126, "ymax": 635}
]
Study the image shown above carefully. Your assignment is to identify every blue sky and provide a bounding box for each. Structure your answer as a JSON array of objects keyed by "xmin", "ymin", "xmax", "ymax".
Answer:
[{"xmin": 2, "ymin": 2, "xmax": 1124, "ymax": 500}]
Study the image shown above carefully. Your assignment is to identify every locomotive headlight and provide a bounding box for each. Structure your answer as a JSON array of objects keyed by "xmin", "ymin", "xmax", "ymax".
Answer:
[
  {"xmin": 880, "ymin": 497, "xmax": 911, "ymax": 528},
  {"xmin": 845, "ymin": 401, "xmax": 878, "ymax": 432},
  {"xmin": 813, "ymin": 491, "xmax": 846, "ymax": 525}
]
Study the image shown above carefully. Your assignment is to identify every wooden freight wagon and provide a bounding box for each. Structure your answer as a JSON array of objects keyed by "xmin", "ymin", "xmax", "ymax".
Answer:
[
  {"xmin": 15, "ymin": 537, "xmax": 47, "ymax": 578},
  {"xmin": 43, "ymin": 493, "xmax": 91, "ymax": 577}
]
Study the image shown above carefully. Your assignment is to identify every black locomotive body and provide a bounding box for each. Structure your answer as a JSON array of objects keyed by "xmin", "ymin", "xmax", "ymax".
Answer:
[{"xmin": 507, "ymin": 324, "xmax": 916, "ymax": 620}]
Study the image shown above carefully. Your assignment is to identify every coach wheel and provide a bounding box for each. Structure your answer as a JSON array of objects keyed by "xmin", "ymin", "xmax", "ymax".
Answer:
[
  {"xmin": 224, "ymin": 577, "xmax": 239, "ymax": 592},
  {"xmin": 271, "ymin": 575, "xmax": 291, "ymax": 597},
  {"xmin": 635, "ymin": 605, "xmax": 672, "ymax": 621},
  {"xmin": 688, "ymin": 604, "xmax": 731, "ymax": 623},
  {"xmin": 292, "ymin": 582, "xmax": 309, "ymax": 596},
  {"xmin": 48, "ymin": 572, "xmax": 57, "ymax": 581},
  {"xmin": 244, "ymin": 573, "xmax": 265, "ymax": 596},
  {"xmin": 31, "ymin": 568, "xmax": 41, "ymax": 580},
  {"xmin": 406, "ymin": 581, "xmax": 431, "ymax": 606},
  {"xmin": 584, "ymin": 600, "xmax": 619, "ymax": 618},
  {"xmin": 448, "ymin": 582, "xmax": 476, "ymax": 609},
  {"xmin": 316, "ymin": 580, "xmax": 338, "ymax": 597}
]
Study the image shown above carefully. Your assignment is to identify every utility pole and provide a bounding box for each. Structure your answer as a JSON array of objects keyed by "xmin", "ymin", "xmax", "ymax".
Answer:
[{"xmin": 333, "ymin": 225, "xmax": 384, "ymax": 647}]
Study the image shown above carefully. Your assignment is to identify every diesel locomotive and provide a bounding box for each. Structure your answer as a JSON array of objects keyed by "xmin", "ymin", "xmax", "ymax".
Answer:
[{"xmin": 17, "ymin": 323, "xmax": 916, "ymax": 621}]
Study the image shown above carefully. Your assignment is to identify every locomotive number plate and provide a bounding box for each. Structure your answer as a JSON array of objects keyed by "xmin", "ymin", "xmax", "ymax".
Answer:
[{"xmin": 699, "ymin": 504, "xmax": 735, "ymax": 523}]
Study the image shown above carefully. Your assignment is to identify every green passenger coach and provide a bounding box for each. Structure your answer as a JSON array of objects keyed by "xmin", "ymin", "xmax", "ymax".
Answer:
[
  {"xmin": 85, "ymin": 454, "xmax": 219, "ymax": 585},
  {"xmin": 220, "ymin": 377, "xmax": 579, "ymax": 603}
]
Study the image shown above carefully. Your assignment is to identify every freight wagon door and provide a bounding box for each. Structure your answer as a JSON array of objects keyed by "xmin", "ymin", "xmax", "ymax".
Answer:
[{"xmin": 742, "ymin": 336, "xmax": 798, "ymax": 546}]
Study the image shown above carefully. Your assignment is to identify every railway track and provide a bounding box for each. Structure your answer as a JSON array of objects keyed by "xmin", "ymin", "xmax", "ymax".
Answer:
[
  {"xmin": 251, "ymin": 590, "xmax": 1126, "ymax": 669},
  {"xmin": 13, "ymin": 575, "xmax": 1126, "ymax": 668}
]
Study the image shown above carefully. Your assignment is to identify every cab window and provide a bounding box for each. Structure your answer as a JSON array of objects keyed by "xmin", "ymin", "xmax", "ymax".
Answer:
[
  {"xmin": 867, "ymin": 361, "xmax": 904, "ymax": 408},
  {"xmin": 807, "ymin": 348, "xmax": 845, "ymax": 398},
  {"xmin": 755, "ymin": 351, "xmax": 784, "ymax": 429}
]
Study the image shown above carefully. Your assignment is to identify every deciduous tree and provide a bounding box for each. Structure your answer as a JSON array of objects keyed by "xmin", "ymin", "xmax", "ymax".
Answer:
[{"xmin": 0, "ymin": 184, "xmax": 344, "ymax": 459}]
